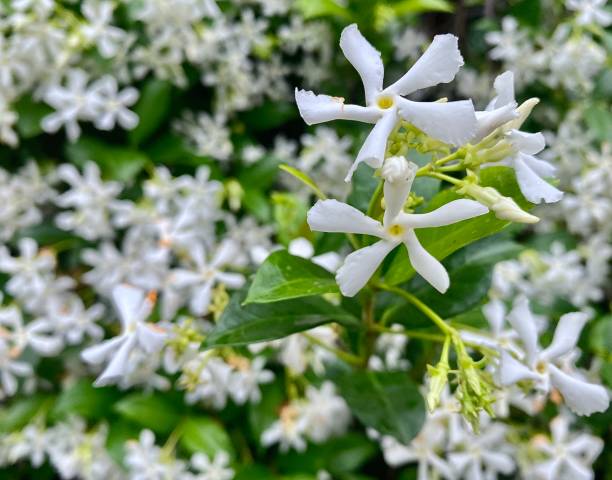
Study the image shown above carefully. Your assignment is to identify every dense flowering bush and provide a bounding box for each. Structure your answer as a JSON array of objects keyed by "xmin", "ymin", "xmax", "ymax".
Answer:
[{"xmin": 0, "ymin": 0, "xmax": 610, "ymax": 479}]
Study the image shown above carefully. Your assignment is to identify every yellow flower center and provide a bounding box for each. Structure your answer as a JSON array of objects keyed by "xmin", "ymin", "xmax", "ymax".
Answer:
[
  {"xmin": 388, "ymin": 224, "xmax": 405, "ymax": 237},
  {"xmin": 376, "ymin": 95, "xmax": 394, "ymax": 109}
]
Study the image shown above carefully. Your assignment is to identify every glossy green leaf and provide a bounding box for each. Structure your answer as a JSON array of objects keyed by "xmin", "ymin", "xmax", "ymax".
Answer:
[
  {"xmin": 180, "ymin": 417, "xmax": 235, "ymax": 458},
  {"xmin": 114, "ymin": 393, "xmax": 181, "ymax": 434},
  {"xmin": 392, "ymin": 0, "xmax": 453, "ymax": 14},
  {"xmin": 14, "ymin": 96, "xmax": 52, "ymax": 139},
  {"xmin": 248, "ymin": 380, "xmax": 286, "ymax": 447},
  {"xmin": 331, "ymin": 369, "xmax": 426, "ymax": 444},
  {"xmin": 272, "ymin": 192, "xmax": 310, "ymax": 246},
  {"xmin": 385, "ymin": 167, "xmax": 530, "ymax": 286},
  {"xmin": 128, "ymin": 79, "xmax": 173, "ymax": 146},
  {"xmin": 65, "ymin": 136, "xmax": 148, "ymax": 182},
  {"xmin": 204, "ymin": 289, "xmax": 359, "ymax": 348},
  {"xmin": 245, "ymin": 250, "xmax": 339, "ymax": 304},
  {"xmin": 294, "ymin": 0, "xmax": 351, "ymax": 19},
  {"xmin": 384, "ymin": 238, "xmax": 522, "ymax": 327},
  {"xmin": 590, "ymin": 316, "xmax": 612, "ymax": 357},
  {"xmin": 51, "ymin": 379, "xmax": 121, "ymax": 421},
  {"xmin": 0, "ymin": 395, "xmax": 52, "ymax": 433}
]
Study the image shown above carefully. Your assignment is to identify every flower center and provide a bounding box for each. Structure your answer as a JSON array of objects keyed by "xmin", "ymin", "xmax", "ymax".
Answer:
[
  {"xmin": 388, "ymin": 224, "xmax": 405, "ymax": 237},
  {"xmin": 376, "ymin": 95, "xmax": 394, "ymax": 109},
  {"xmin": 536, "ymin": 361, "xmax": 547, "ymax": 374}
]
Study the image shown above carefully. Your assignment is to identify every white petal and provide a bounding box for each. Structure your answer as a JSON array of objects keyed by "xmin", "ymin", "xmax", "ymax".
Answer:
[
  {"xmin": 540, "ymin": 312, "xmax": 589, "ymax": 361},
  {"xmin": 549, "ymin": 365, "xmax": 609, "ymax": 416},
  {"xmin": 399, "ymin": 199, "xmax": 488, "ymax": 229},
  {"xmin": 521, "ymin": 154, "xmax": 557, "ymax": 178},
  {"xmin": 473, "ymin": 104, "xmax": 518, "ymax": 142},
  {"xmin": 346, "ymin": 108, "xmax": 398, "ymax": 181},
  {"xmin": 339, "ymin": 24, "xmax": 384, "ymax": 104},
  {"xmin": 307, "ymin": 199, "xmax": 384, "ymax": 236},
  {"xmin": 336, "ymin": 240, "xmax": 397, "ymax": 296},
  {"xmin": 294, "ymin": 89, "xmax": 380, "ymax": 125},
  {"xmin": 136, "ymin": 323, "xmax": 167, "ymax": 353},
  {"xmin": 386, "ymin": 34, "xmax": 463, "ymax": 96},
  {"xmin": 402, "ymin": 229, "xmax": 449, "ymax": 293},
  {"xmin": 112, "ymin": 284, "xmax": 145, "ymax": 329},
  {"xmin": 483, "ymin": 299, "xmax": 506, "ymax": 336},
  {"xmin": 190, "ymin": 281, "xmax": 214, "ymax": 315},
  {"xmin": 81, "ymin": 336, "xmax": 125, "ymax": 364},
  {"xmin": 492, "ymin": 71, "xmax": 515, "ymax": 108},
  {"xmin": 513, "ymin": 154, "xmax": 563, "ymax": 204},
  {"xmin": 93, "ymin": 335, "xmax": 137, "ymax": 387},
  {"xmin": 397, "ymin": 98, "xmax": 476, "ymax": 146},
  {"xmin": 212, "ymin": 239, "xmax": 239, "ymax": 268},
  {"xmin": 216, "ymin": 272, "xmax": 246, "ymax": 289},
  {"xmin": 288, "ymin": 237, "xmax": 315, "ymax": 259},
  {"xmin": 507, "ymin": 296, "xmax": 540, "ymax": 364},
  {"xmin": 498, "ymin": 350, "xmax": 540, "ymax": 386},
  {"xmin": 383, "ymin": 178, "xmax": 412, "ymax": 226},
  {"xmin": 482, "ymin": 451, "xmax": 515, "ymax": 474},
  {"xmin": 507, "ymin": 130, "xmax": 545, "ymax": 155},
  {"xmin": 563, "ymin": 456, "xmax": 595, "ymax": 480}
]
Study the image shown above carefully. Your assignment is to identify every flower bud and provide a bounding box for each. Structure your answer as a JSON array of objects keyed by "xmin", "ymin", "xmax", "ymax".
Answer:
[
  {"xmin": 461, "ymin": 183, "xmax": 539, "ymax": 224},
  {"xmin": 426, "ymin": 362, "xmax": 450, "ymax": 412},
  {"xmin": 381, "ymin": 156, "xmax": 417, "ymax": 183},
  {"xmin": 505, "ymin": 98, "xmax": 539, "ymax": 131}
]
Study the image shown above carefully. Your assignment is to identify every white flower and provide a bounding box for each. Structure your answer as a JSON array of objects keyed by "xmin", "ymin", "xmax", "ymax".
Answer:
[
  {"xmin": 81, "ymin": 284, "xmax": 167, "ymax": 387},
  {"xmin": 0, "ymin": 338, "xmax": 32, "ymax": 398},
  {"xmin": 89, "ymin": 75, "xmax": 139, "ymax": 131},
  {"xmin": 566, "ymin": 0, "xmax": 612, "ymax": 26},
  {"xmin": 125, "ymin": 429, "xmax": 187, "ymax": 480},
  {"xmin": 227, "ymin": 356, "xmax": 274, "ymax": 404},
  {"xmin": 190, "ymin": 451, "xmax": 234, "ymax": 480},
  {"xmin": 295, "ymin": 24, "xmax": 476, "ymax": 181},
  {"xmin": 80, "ymin": 0, "xmax": 128, "ymax": 58},
  {"xmin": 169, "ymin": 240, "xmax": 245, "ymax": 316},
  {"xmin": 498, "ymin": 297, "xmax": 609, "ymax": 416},
  {"xmin": 261, "ymin": 404, "xmax": 309, "ymax": 452},
  {"xmin": 301, "ymin": 381, "xmax": 351, "ymax": 443},
  {"xmin": 307, "ymin": 164, "xmax": 488, "ymax": 296},
  {"xmin": 527, "ymin": 414, "xmax": 603, "ymax": 480},
  {"xmin": 288, "ymin": 237, "xmax": 342, "ymax": 273},
  {"xmin": 181, "ymin": 354, "xmax": 233, "ymax": 409}
]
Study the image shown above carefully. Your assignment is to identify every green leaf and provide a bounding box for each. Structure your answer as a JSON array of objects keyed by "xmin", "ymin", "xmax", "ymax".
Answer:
[
  {"xmin": 180, "ymin": 417, "xmax": 235, "ymax": 458},
  {"xmin": 385, "ymin": 167, "xmax": 529, "ymax": 286},
  {"xmin": 272, "ymin": 192, "xmax": 310, "ymax": 246},
  {"xmin": 279, "ymin": 164, "xmax": 325, "ymax": 199},
  {"xmin": 347, "ymin": 163, "xmax": 378, "ymax": 213},
  {"xmin": 243, "ymin": 188, "xmax": 272, "ymax": 223},
  {"xmin": 235, "ymin": 465, "xmax": 276, "ymax": 480},
  {"xmin": 0, "ymin": 395, "xmax": 52, "ymax": 433},
  {"xmin": 128, "ymin": 79, "xmax": 173, "ymax": 146},
  {"xmin": 245, "ymin": 250, "xmax": 339, "ymax": 304},
  {"xmin": 294, "ymin": 0, "xmax": 351, "ymax": 19},
  {"xmin": 331, "ymin": 369, "xmax": 426, "ymax": 444},
  {"xmin": 51, "ymin": 379, "xmax": 121, "ymax": 421},
  {"xmin": 392, "ymin": 0, "xmax": 453, "ymax": 14},
  {"xmin": 241, "ymin": 101, "xmax": 298, "ymax": 131},
  {"xmin": 204, "ymin": 289, "xmax": 359, "ymax": 348},
  {"xmin": 65, "ymin": 136, "xmax": 148, "ymax": 182},
  {"xmin": 384, "ymin": 238, "xmax": 522, "ymax": 327},
  {"xmin": 248, "ymin": 381, "xmax": 286, "ymax": 446},
  {"xmin": 238, "ymin": 155, "xmax": 282, "ymax": 190},
  {"xmin": 14, "ymin": 96, "xmax": 52, "ymax": 139},
  {"xmin": 114, "ymin": 393, "xmax": 181, "ymax": 434},
  {"xmin": 584, "ymin": 103, "xmax": 612, "ymax": 143},
  {"xmin": 590, "ymin": 316, "xmax": 612, "ymax": 357}
]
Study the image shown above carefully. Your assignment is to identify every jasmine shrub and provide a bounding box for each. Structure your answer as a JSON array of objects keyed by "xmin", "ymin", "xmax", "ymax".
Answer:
[{"xmin": 0, "ymin": 1, "xmax": 610, "ymax": 479}]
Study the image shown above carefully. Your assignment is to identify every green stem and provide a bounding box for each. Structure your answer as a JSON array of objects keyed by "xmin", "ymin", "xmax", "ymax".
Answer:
[
  {"xmin": 369, "ymin": 324, "xmax": 446, "ymax": 343},
  {"xmin": 428, "ymin": 172, "xmax": 463, "ymax": 186},
  {"xmin": 302, "ymin": 333, "xmax": 362, "ymax": 367},
  {"xmin": 375, "ymin": 283, "xmax": 455, "ymax": 336}
]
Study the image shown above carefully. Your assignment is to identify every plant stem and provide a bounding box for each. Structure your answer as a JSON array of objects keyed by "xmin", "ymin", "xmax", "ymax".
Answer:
[
  {"xmin": 302, "ymin": 333, "xmax": 362, "ymax": 367},
  {"xmin": 369, "ymin": 324, "xmax": 446, "ymax": 343},
  {"xmin": 375, "ymin": 283, "xmax": 455, "ymax": 336},
  {"xmin": 428, "ymin": 172, "xmax": 463, "ymax": 186}
]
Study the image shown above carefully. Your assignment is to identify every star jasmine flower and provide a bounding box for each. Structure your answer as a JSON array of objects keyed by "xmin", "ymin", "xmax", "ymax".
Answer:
[
  {"xmin": 528, "ymin": 414, "xmax": 603, "ymax": 480},
  {"xmin": 81, "ymin": 284, "xmax": 167, "ymax": 387},
  {"xmin": 566, "ymin": 0, "xmax": 612, "ymax": 26},
  {"xmin": 190, "ymin": 451, "xmax": 235, "ymax": 480},
  {"xmin": 307, "ymin": 158, "xmax": 488, "ymax": 296},
  {"xmin": 89, "ymin": 75, "xmax": 139, "ymax": 131},
  {"xmin": 295, "ymin": 24, "xmax": 477, "ymax": 181},
  {"xmin": 498, "ymin": 297, "xmax": 609, "ymax": 416}
]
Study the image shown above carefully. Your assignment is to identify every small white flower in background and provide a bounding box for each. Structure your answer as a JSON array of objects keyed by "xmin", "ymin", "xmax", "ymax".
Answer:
[
  {"xmin": 2, "ymin": 422, "xmax": 47, "ymax": 467},
  {"xmin": 227, "ymin": 356, "xmax": 274, "ymax": 404},
  {"xmin": 369, "ymin": 324, "xmax": 409, "ymax": 371},
  {"xmin": 447, "ymin": 419, "xmax": 516, "ymax": 479},
  {"xmin": 0, "ymin": 302, "xmax": 63, "ymax": 356},
  {"xmin": 566, "ymin": 0, "xmax": 612, "ymax": 26},
  {"xmin": 525, "ymin": 414, "xmax": 603, "ymax": 480},
  {"xmin": 180, "ymin": 354, "xmax": 234, "ymax": 409},
  {"xmin": 89, "ymin": 75, "xmax": 139, "ymax": 131},
  {"xmin": 81, "ymin": 284, "xmax": 167, "ymax": 387},
  {"xmin": 0, "ymin": 99, "xmax": 18, "ymax": 147},
  {"xmin": 0, "ymin": 337, "xmax": 33, "ymax": 399},
  {"xmin": 295, "ymin": 24, "xmax": 477, "ymax": 181},
  {"xmin": 169, "ymin": 240, "xmax": 245, "ymax": 316},
  {"xmin": 308, "ymin": 157, "xmax": 488, "ymax": 296},
  {"xmin": 41, "ymin": 69, "xmax": 101, "ymax": 141},
  {"xmin": 125, "ymin": 429, "xmax": 188, "ymax": 480},
  {"xmin": 288, "ymin": 237, "xmax": 342, "ymax": 273},
  {"xmin": 498, "ymin": 296, "xmax": 609, "ymax": 416},
  {"xmin": 54, "ymin": 162, "xmax": 122, "ymax": 240},
  {"xmin": 175, "ymin": 112, "xmax": 233, "ymax": 162},
  {"xmin": 0, "ymin": 238, "xmax": 56, "ymax": 302},
  {"xmin": 80, "ymin": 0, "xmax": 128, "ymax": 58},
  {"xmin": 300, "ymin": 381, "xmax": 351, "ymax": 443},
  {"xmin": 190, "ymin": 451, "xmax": 234, "ymax": 480},
  {"xmin": 261, "ymin": 403, "xmax": 309, "ymax": 452},
  {"xmin": 392, "ymin": 27, "xmax": 427, "ymax": 62}
]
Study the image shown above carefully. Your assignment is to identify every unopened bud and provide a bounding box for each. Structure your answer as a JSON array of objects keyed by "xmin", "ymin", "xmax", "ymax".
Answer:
[
  {"xmin": 505, "ymin": 98, "xmax": 539, "ymax": 131},
  {"xmin": 381, "ymin": 156, "xmax": 417, "ymax": 184},
  {"xmin": 461, "ymin": 184, "xmax": 539, "ymax": 224},
  {"xmin": 426, "ymin": 362, "xmax": 450, "ymax": 412}
]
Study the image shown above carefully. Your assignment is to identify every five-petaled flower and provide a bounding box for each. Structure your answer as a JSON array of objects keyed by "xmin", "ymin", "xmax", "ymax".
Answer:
[
  {"xmin": 307, "ymin": 157, "xmax": 488, "ymax": 296},
  {"xmin": 295, "ymin": 24, "xmax": 477, "ymax": 181}
]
